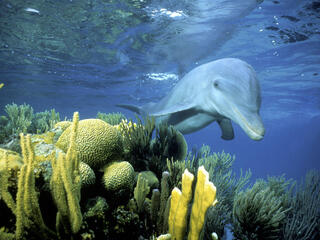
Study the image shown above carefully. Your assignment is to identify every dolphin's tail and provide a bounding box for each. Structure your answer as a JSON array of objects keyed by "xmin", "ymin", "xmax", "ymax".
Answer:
[{"xmin": 116, "ymin": 104, "xmax": 145, "ymax": 115}]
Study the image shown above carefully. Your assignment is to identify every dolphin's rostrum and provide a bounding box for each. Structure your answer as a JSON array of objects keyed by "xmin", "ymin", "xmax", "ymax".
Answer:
[{"xmin": 118, "ymin": 58, "xmax": 265, "ymax": 141}]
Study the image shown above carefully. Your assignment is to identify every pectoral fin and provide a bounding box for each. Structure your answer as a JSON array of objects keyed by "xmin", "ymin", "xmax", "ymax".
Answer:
[
  {"xmin": 217, "ymin": 118, "xmax": 234, "ymax": 140},
  {"xmin": 150, "ymin": 102, "xmax": 197, "ymax": 117}
]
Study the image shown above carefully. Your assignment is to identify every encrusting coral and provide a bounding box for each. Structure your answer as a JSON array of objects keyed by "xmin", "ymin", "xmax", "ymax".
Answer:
[{"xmin": 56, "ymin": 118, "xmax": 123, "ymax": 169}]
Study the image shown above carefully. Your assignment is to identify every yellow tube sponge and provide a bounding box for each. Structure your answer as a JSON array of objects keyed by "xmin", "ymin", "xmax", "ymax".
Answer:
[
  {"xmin": 50, "ymin": 112, "xmax": 82, "ymax": 235},
  {"xmin": 168, "ymin": 168, "xmax": 194, "ymax": 240},
  {"xmin": 188, "ymin": 166, "xmax": 218, "ymax": 240}
]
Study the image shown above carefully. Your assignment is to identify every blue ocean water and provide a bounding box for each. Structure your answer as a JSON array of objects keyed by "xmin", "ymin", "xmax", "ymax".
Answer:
[{"xmin": 0, "ymin": 0, "xmax": 319, "ymax": 184}]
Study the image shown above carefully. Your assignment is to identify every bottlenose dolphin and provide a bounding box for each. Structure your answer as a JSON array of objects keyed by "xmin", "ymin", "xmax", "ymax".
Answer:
[{"xmin": 118, "ymin": 58, "xmax": 265, "ymax": 140}]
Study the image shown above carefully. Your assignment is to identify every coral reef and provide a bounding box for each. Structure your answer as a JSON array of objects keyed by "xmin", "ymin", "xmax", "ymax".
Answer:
[
  {"xmin": 0, "ymin": 104, "xmax": 318, "ymax": 240},
  {"xmin": 56, "ymin": 118, "xmax": 123, "ymax": 169}
]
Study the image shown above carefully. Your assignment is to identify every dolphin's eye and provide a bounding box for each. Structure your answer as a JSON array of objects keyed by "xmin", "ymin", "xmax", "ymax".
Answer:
[{"xmin": 213, "ymin": 81, "xmax": 219, "ymax": 88}]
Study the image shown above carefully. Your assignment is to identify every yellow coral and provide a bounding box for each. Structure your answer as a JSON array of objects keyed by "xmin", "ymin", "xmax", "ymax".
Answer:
[
  {"xmin": 79, "ymin": 161, "xmax": 96, "ymax": 187},
  {"xmin": 168, "ymin": 169, "xmax": 194, "ymax": 240},
  {"xmin": 51, "ymin": 112, "xmax": 82, "ymax": 234},
  {"xmin": 54, "ymin": 121, "xmax": 72, "ymax": 131},
  {"xmin": 188, "ymin": 166, "xmax": 218, "ymax": 240},
  {"xmin": 56, "ymin": 118, "xmax": 123, "ymax": 169},
  {"xmin": 0, "ymin": 148, "xmax": 23, "ymax": 171},
  {"xmin": 167, "ymin": 166, "xmax": 218, "ymax": 240},
  {"xmin": 102, "ymin": 161, "xmax": 135, "ymax": 192}
]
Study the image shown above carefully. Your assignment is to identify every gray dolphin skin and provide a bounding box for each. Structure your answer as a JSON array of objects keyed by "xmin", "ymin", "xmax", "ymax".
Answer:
[{"xmin": 118, "ymin": 58, "xmax": 265, "ymax": 140}]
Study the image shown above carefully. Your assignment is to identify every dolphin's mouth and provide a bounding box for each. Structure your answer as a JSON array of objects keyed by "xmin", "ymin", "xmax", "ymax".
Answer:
[{"xmin": 231, "ymin": 105, "xmax": 265, "ymax": 140}]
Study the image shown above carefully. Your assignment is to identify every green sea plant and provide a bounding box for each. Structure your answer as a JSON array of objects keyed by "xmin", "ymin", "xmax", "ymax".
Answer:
[
  {"xmin": 151, "ymin": 123, "xmax": 188, "ymax": 163},
  {"xmin": 133, "ymin": 173, "xmax": 150, "ymax": 213},
  {"xmin": 232, "ymin": 179, "xmax": 288, "ymax": 240},
  {"xmin": 0, "ymin": 103, "xmax": 60, "ymax": 145},
  {"xmin": 4, "ymin": 103, "xmax": 33, "ymax": 136},
  {"xmin": 156, "ymin": 171, "xmax": 171, "ymax": 234},
  {"xmin": 30, "ymin": 109, "xmax": 60, "ymax": 133},
  {"xmin": 97, "ymin": 112, "xmax": 125, "ymax": 125},
  {"xmin": 121, "ymin": 116, "xmax": 155, "ymax": 171},
  {"xmin": 121, "ymin": 116, "xmax": 188, "ymax": 179},
  {"xmin": 282, "ymin": 170, "xmax": 320, "ymax": 240}
]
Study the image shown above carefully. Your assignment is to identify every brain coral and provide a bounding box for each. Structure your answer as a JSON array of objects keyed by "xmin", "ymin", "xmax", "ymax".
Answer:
[
  {"xmin": 79, "ymin": 161, "xmax": 96, "ymax": 187},
  {"xmin": 102, "ymin": 161, "xmax": 135, "ymax": 192},
  {"xmin": 56, "ymin": 119, "xmax": 123, "ymax": 169}
]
